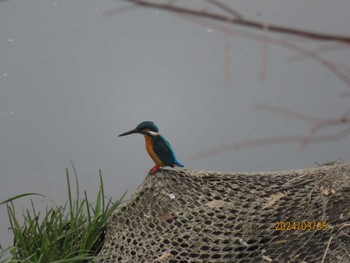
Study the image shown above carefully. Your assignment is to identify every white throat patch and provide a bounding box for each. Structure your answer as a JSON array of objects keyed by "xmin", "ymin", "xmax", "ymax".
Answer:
[{"xmin": 148, "ymin": 131, "xmax": 159, "ymax": 136}]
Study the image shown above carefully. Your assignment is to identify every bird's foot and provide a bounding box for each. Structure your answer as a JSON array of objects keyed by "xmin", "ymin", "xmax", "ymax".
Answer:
[{"xmin": 149, "ymin": 165, "xmax": 160, "ymax": 174}]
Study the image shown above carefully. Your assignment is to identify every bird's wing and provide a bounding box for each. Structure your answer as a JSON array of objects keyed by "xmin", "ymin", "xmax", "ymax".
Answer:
[{"xmin": 152, "ymin": 135, "xmax": 176, "ymax": 167}]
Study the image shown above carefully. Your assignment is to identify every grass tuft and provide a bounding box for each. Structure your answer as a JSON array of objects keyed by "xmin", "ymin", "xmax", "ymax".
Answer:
[{"xmin": 0, "ymin": 164, "xmax": 125, "ymax": 263}]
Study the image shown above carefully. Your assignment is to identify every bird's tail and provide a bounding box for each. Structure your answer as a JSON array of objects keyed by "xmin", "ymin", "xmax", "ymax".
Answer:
[{"xmin": 174, "ymin": 161, "xmax": 184, "ymax": 168}]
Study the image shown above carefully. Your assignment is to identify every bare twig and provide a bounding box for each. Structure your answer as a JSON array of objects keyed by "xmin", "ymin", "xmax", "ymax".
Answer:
[
  {"xmin": 286, "ymin": 43, "xmax": 350, "ymax": 63},
  {"xmin": 174, "ymin": 15, "xmax": 350, "ymax": 89},
  {"xmin": 205, "ymin": 0, "xmax": 244, "ymax": 20},
  {"xmin": 114, "ymin": 1, "xmax": 350, "ymax": 89},
  {"xmin": 260, "ymin": 25, "xmax": 269, "ymax": 80},
  {"xmin": 339, "ymin": 223, "xmax": 350, "ymax": 231},
  {"xmin": 339, "ymin": 244, "xmax": 350, "ymax": 261},
  {"xmin": 290, "ymin": 230, "xmax": 317, "ymax": 260},
  {"xmin": 255, "ymin": 103, "xmax": 350, "ymax": 148},
  {"xmin": 122, "ymin": 0, "xmax": 350, "ymax": 43},
  {"xmin": 191, "ymin": 126, "xmax": 350, "ymax": 160},
  {"xmin": 105, "ymin": 3, "xmax": 139, "ymax": 16},
  {"xmin": 302, "ymin": 173, "xmax": 330, "ymax": 215},
  {"xmin": 321, "ymin": 236, "xmax": 333, "ymax": 263},
  {"xmin": 255, "ymin": 103, "xmax": 322, "ymax": 124},
  {"xmin": 333, "ymin": 62, "xmax": 350, "ymax": 76},
  {"xmin": 276, "ymin": 38, "xmax": 350, "ymax": 88},
  {"xmin": 175, "ymin": 14, "xmax": 350, "ymax": 155},
  {"xmin": 301, "ymin": 116, "xmax": 350, "ymax": 147}
]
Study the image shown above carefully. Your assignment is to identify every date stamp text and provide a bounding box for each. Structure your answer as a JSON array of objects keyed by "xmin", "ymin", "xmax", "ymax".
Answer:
[{"xmin": 275, "ymin": 221, "xmax": 327, "ymax": 231}]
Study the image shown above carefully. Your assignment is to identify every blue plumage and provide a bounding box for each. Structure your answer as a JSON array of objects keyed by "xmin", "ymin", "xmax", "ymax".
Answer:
[
  {"xmin": 152, "ymin": 134, "xmax": 184, "ymax": 168},
  {"xmin": 119, "ymin": 121, "xmax": 184, "ymax": 174}
]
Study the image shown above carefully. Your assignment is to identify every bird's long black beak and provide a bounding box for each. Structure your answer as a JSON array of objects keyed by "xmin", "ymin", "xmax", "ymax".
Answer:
[{"xmin": 118, "ymin": 128, "xmax": 138, "ymax": 137}]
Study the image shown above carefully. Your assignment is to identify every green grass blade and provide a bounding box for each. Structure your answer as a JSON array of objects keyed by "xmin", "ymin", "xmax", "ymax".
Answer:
[
  {"xmin": 2, "ymin": 166, "xmax": 125, "ymax": 262},
  {"xmin": 99, "ymin": 170, "xmax": 105, "ymax": 211},
  {"xmin": 69, "ymin": 159, "xmax": 79, "ymax": 201},
  {"xmin": 1, "ymin": 193, "xmax": 45, "ymax": 205}
]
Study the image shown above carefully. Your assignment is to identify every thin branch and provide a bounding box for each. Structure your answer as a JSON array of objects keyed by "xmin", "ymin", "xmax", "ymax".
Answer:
[
  {"xmin": 105, "ymin": 3, "xmax": 139, "ymax": 16},
  {"xmin": 123, "ymin": 0, "xmax": 350, "ymax": 43},
  {"xmin": 339, "ymin": 245, "xmax": 350, "ymax": 261},
  {"xmin": 332, "ymin": 62, "xmax": 350, "ymax": 76},
  {"xmin": 286, "ymin": 43, "xmax": 350, "ymax": 63},
  {"xmin": 255, "ymin": 103, "xmax": 322, "ymax": 123},
  {"xmin": 301, "ymin": 115, "xmax": 350, "ymax": 147},
  {"xmin": 115, "ymin": 1, "xmax": 350, "ymax": 89},
  {"xmin": 204, "ymin": 0, "xmax": 244, "ymax": 20},
  {"xmin": 172, "ymin": 15, "xmax": 350, "ymax": 89},
  {"xmin": 191, "ymin": 126, "xmax": 350, "ymax": 161},
  {"xmin": 106, "ymin": 0, "xmax": 178, "ymax": 16},
  {"xmin": 321, "ymin": 236, "xmax": 333, "ymax": 263},
  {"xmin": 260, "ymin": 25, "xmax": 269, "ymax": 80},
  {"xmin": 255, "ymin": 103, "xmax": 350, "ymax": 148},
  {"xmin": 339, "ymin": 223, "xmax": 350, "ymax": 231},
  {"xmin": 275, "ymin": 38, "xmax": 350, "ymax": 89}
]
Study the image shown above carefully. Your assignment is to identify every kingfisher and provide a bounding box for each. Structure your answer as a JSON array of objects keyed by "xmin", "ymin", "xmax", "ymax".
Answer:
[{"xmin": 119, "ymin": 121, "xmax": 184, "ymax": 174}]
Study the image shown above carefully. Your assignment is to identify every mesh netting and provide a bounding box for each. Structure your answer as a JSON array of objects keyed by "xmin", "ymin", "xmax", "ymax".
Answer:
[{"xmin": 96, "ymin": 163, "xmax": 350, "ymax": 262}]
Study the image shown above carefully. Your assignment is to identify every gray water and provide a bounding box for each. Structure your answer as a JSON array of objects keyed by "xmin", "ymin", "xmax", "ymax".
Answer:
[{"xmin": 1, "ymin": 0, "xmax": 349, "ymax": 249}]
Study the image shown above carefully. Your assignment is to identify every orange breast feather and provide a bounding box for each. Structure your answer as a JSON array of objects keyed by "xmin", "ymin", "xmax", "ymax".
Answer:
[{"xmin": 145, "ymin": 136, "xmax": 164, "ymax": 166}]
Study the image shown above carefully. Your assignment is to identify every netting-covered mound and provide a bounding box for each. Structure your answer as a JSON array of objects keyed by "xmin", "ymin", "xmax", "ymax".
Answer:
[{"xmin": 96, "ymin": 163, "xmax": 350, "ymax": 262}]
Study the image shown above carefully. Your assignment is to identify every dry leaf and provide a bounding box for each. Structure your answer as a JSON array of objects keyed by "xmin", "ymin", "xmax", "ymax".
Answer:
[
  {"xmin": 320, "ymin": 183, "xmax": 336, "ymax": 196},
  {"xmin": 159, "ymin": 212, "xmax": 173, "ymax": 221},
  {"xmin": 262, "ymin": 255, "xmax": 272, "ymax": 262},
  {"xmin": 205, "ymin": 200, "xmax": 228, "ymax": 208},
  {"xmin": 263, "ymin": 192, "xmax": 286, "ymax": 209},
  {"xmin": 273, "ymin": 240, "xmax": 288, "ymax": 245},
  {"xmin": 155, "ymin": 251, "xmax": 172, "ymax": 262}
]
